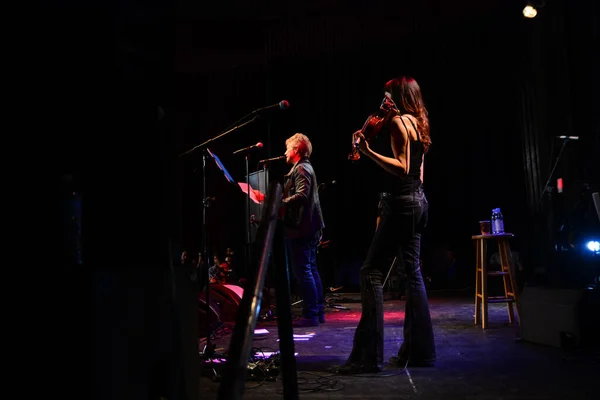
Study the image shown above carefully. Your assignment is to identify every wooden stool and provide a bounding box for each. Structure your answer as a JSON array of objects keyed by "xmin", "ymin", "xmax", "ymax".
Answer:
[{"xmin": 472, "ymin": 233, "xmax": 521, "ymax": 329}]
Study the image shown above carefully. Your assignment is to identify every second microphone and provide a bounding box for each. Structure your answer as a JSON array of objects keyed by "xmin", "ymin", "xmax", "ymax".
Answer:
[
  {"xmin": 233, "ymin": 142, "xmax": 263, "ymax": 155},
  {"xmin": 259, "ymin": 155, "xmax": 286, "ymax": 163}
]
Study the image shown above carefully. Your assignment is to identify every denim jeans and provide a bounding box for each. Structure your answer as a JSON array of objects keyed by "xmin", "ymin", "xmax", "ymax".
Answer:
[
  {"xmin": 285, "ymin": 230, "xmax": 325, "ymax": 319},
  {"xmin": 348, "ymin": 188, "xmax": 435, "ymax": 367}
]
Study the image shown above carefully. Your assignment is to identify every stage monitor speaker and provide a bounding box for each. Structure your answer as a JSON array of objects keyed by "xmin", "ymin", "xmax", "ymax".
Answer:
[
  {"xmin": 198, "ymin": 294, "xmax": 220, "ymax": 338},
  {"xmin": 519, "ymin": 286, "xmax": 583, "ymax": 347},
  {"xmin": 248, "ymin": 169, "xmax": 269, "ymax": 243},
  {"xmin": 206, "ymin": 284, "xmax": 244, "ymax": 322}
]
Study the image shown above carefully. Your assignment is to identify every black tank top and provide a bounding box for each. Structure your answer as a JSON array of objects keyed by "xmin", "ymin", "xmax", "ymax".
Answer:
[{"xmin": 369, "ymin": 116, "xmax": 424, "ymax": 195}]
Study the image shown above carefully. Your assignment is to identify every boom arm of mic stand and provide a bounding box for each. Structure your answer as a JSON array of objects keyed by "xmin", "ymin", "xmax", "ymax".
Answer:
[{"xmin": 178, "ymin": 115, "xmax": 259, "ymax": 158}]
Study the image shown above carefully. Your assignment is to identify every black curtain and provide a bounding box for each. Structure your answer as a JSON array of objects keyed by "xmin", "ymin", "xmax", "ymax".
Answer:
[
  {"xmin": 518, "ymin": 0, "xmax": 599, "ymax": 286},
  {"xmin": 260, "ymin": 10, "xmax": 529, "ymax": 289}
]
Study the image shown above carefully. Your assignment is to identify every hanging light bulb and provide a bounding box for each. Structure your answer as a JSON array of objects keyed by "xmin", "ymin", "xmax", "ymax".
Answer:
[{"xmin": 523, "ymin": 4, "xmax": 538, "ymax": 18}]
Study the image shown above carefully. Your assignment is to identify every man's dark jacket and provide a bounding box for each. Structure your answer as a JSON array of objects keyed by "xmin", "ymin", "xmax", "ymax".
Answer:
[{"xmin": 282, "ymin": 158, "xmax": 325, "ymax": 239}]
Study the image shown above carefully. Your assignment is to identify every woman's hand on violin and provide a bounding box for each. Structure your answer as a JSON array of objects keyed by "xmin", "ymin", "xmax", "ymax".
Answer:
[{"xmin": 352, "ymin": 130, "xmax": 370, "ymax": 154}]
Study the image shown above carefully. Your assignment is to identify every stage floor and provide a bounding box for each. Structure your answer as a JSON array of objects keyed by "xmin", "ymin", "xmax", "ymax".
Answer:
[{"xmin": 199, "ymin": 293, "xmax": 598, "ymax": 399}]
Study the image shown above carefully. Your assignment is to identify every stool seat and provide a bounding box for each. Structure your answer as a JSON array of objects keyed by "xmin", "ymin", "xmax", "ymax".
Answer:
[{"xmin": 472, "ymin": 232, "xmax": 521, "ymax": 330}]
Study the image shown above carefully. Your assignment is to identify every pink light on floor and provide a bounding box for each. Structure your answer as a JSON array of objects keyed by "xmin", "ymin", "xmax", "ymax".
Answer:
[
  {"xmin": 383, "ymin": 310, "xmax": 406, "ymax": 321},
  {"xmin": 319, "ymin": 309, "xmax": 406, "ymax": 323}
]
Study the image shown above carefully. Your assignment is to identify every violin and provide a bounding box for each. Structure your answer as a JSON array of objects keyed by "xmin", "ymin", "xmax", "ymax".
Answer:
[{"xmin": 348, "ymin": 94, "xmax": 399, "ymax": 161}]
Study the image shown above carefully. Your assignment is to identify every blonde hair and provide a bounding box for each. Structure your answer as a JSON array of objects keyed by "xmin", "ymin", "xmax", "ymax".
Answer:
[{"xmin": 285, "ymin": 133, "xmax": 313, "ymax": 158}]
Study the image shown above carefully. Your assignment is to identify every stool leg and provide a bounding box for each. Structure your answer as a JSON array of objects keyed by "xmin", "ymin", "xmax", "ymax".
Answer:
[
  {"xmin": 475, "ymin": 239, "xmax": 481, "ymax": 326},
  {"xmin": 480, "ymin": 239, "xmax": 488, "ymax": 329},
  {"xmin": 501, "ymin": 239, "xmax": 521, "ymax": 328},
  {"xmin": 498, "ymin": 240, "xmax": 515, "ymax": 324}
]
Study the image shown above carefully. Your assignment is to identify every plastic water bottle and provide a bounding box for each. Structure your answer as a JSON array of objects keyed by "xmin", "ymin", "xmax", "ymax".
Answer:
[{"xmin": 491, "ymin": 208, "xmax": 504, "ymax": 234}]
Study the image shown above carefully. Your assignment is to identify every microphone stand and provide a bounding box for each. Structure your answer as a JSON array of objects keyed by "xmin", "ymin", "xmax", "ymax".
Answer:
[
  {"xmin": 199, "ymin": 150, "xmax": 216, "ymax": 364},
  {"xmin": 537, "ymin": 137, "xmax": 571, "ymax": 209},
  {"xmin": 245, "ymin": 154, "xmax": 252, "ymax": 278},
  {"xmin": 535, "ymin": 137, "xmax": 573, "ymax": 283},
  {"xmin": 178, "ymin": 115, "xmax": 259, "ymax": 375}
]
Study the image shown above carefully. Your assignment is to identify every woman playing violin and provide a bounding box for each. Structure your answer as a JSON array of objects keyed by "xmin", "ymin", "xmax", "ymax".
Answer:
[{"xmin": 339, "ymin": 76, "xmax": 436, "ymax": 374}]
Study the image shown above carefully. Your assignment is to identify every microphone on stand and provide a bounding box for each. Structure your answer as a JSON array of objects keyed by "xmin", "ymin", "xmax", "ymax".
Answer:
[
  {"xmin": 258, "ymin": 155, "xmax": 286, "ymax": 164},
  {"xmin": 557, "ymin": 136, "xmax": 580, "ymax": 140},
  {"xmin": 233, "ymin": 142, "xmax": 263, "ymax": 155},
  {"xmin": 253, "ymin": 100, "xmax": 290, "ymax": 115},
  {"xmin": 318, "ymin": 180, "xmax": 337, "ymax": 189}
]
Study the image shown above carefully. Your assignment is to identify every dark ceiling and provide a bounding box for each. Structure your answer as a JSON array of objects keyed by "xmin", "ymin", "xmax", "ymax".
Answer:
[
  {"xmin": 177, "ymin": 0, "xmax": 526, "ymax": 71},
  {"xmin": 181, "ymin": 0, "xmax": 520, "ymax": 21}
]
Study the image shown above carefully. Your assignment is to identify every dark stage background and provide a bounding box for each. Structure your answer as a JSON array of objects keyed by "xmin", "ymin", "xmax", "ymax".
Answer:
[
  {"xmin": 42, "ymin": 0, "xmax": 596, "ymax": 288},
  {"xmin": 37, "ymin": 1, "xmax": 598, "ymax": 399},
  {"xmin": 174, "ymin": 0, "xmax": 598, "ymax": 290}
]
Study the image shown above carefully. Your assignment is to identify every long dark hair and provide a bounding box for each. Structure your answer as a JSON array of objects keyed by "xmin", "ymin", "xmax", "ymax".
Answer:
[{"xmin": 384, "ymin": 76, "xmax": 431, "ymax": 153}]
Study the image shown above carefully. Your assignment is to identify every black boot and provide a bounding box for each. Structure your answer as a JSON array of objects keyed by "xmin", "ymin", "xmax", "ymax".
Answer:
[
  {"xmin": 337, "ymin": 362, "xmax": 382, "ymax": 374},
  {"xmin": 389, "ymin": 342, "xmax": 435, "ymax": 367},
  {"xmin": 338, "ymin": 347, "xmax": 382, "ymax": 375},
  {"xmin": 318, "ymin": 304, "xmax": 325, "ymax": 323}
]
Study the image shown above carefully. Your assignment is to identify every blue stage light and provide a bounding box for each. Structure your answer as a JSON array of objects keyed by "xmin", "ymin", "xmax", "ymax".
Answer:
[{"xmin": 585, "ymin": 240, "xmax": 599, "ymax": 253}]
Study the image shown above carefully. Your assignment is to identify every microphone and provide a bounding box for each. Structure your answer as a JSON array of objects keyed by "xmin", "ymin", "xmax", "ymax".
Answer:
[
  {"xmin": 253, "ymin": 100, "xmax": 290, "ymax": 114},
  {"xmin": 318, "ymin": 180, "xmax": 337, "ymax": 188},
  {"xmin": 258, "ymin": 155, "xmax": 286, "ymax": 163},
  {"xmin": 233, "ymin": 142, "xmax": 263, "ymax": 155},
  {"xmin": 557, "ymin": 136, "xmax": 579, "ymax": 140}
]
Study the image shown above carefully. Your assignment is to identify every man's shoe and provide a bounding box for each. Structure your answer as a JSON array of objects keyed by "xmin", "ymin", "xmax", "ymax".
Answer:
[{"xmin": 318, "ymin": 312, "xmax": 325, "ymax": 324}]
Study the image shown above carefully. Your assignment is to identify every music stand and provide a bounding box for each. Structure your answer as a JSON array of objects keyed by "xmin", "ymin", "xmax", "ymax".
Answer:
[
  {"xmin": 209, "ymin": 148, "xmax": 265, "ymax": 203},
  {"xmin": 207, "ymin": 149, "xmax": 236, "ymax": 185}
]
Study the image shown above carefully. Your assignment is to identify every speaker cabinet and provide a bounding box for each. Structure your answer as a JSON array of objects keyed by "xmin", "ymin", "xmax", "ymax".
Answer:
[
  {"xmin": 203, "ymin": 284, "xmax": 244, "ymax": 323},
  {"xmin": 519, "ymin": 286, "xmax": 583, "ymax": 347},
  {"xmin": 198, "ymin": 294, "xmax": 220, "ymax": 337}
]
